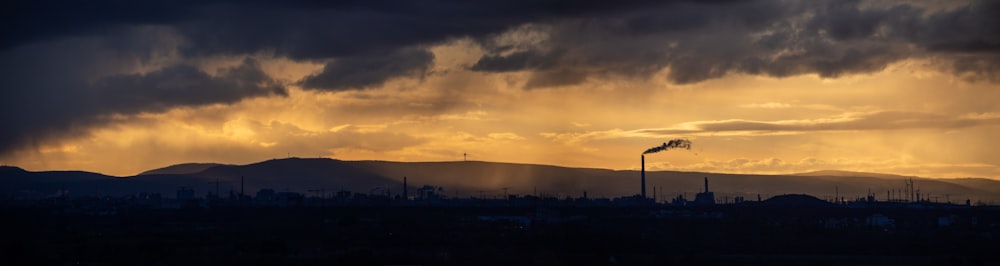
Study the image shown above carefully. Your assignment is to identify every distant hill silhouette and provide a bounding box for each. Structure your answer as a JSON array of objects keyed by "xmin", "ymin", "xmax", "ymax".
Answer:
[
  {"xmin": 2, "ymin": 159, "xmax": 999, "ymax": 203},
  {"xmin": 0, "ymin": 166, "xmax": 126, "ymax": 198},
  {"xmin": 139, "ymin": 163, "xmax": 227, "ymax": 175},
  {"xmin": 192, "ymin": 158, "xmax": 398, "ymax": 195},
  {"xmin": 936, "ymin": 178, "xmax": 1000, "ymax": 195},
  {"xmin": 793, "ymin": 170, "xmax": 916, "ymax": 180}
]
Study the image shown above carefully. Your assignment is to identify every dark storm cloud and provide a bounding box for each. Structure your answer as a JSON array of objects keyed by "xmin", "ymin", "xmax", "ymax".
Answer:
[
  {"xmin": 299, "ymin": 48, "xmax": 434, "ymax": 91},
  {"xmin": 5, "ymin": 1, "xmax": 995, "ymax": 86},
  {"xmin": 470, "ymin": 50, "xmax": 565, "ymax": 72},
  {"xmin": 0, "ymin": 1, "xmax": 197, "ymax": 50},
  {"xmin": 2, "ymin": 0, "xmax": 667, "ymax": 58},
  {"xmin": 1, "ymin": 0, "xmax": 998, "ymax": 154},
  {"xmin": 0, "ymin": 52, "xmax": 285, "ymax": 153},
  {"xmin": 2, "ymin": 0, "xmax": 682, "ymax": 155},
  {"xmin": 469, "ymin": 0, "xmax": 1000, "ymax": 86},
  {"xmin": 0, "ymin": 1, "xmax": 669, "ymax": 155},
  {"xmin": 93, "ymin": 58, "xmax": 285, "ymax": 113}
]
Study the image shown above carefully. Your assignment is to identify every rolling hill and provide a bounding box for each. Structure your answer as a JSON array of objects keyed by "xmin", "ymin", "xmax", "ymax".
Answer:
[
  {"xmin": 2, "ymin": 159, "xmax": 998, "ymax": 203},
  {"xmin": 139, "ymin": 163, "xmax": 227, "ymax": 175}
]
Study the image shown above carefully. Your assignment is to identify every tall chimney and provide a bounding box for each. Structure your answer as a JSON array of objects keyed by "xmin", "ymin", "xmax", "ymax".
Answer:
[
  {"xmin": 403, "ymin": 176, "xmax": 408, "ymax": 200},
  {"xmin": 641, "ymin": 155, "xmax": 646, "ymax": 199},
  {"xmin": 704, "ymin": 177, "xmax": 709, "ymax": 193}
]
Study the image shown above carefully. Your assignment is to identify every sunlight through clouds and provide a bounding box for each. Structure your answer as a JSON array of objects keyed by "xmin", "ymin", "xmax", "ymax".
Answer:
[{"xmin": 2, "ymin": 0, "xmax": 998, "ymax": 179}]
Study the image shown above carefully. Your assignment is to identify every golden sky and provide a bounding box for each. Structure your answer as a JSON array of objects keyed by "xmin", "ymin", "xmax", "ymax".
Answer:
[{"xmin": 2, "ymin": 1, "xmax": 998, "ymax": 178}]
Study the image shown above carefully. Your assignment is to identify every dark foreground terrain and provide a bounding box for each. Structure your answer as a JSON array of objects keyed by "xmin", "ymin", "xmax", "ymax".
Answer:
[{"xmin": 2, "ymin": 203, "xmax": 998, "ymax": 266}]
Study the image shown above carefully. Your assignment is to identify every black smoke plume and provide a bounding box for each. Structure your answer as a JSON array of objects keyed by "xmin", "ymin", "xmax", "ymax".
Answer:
[{"xmin": 642, "ymin": 139, "xmax": 692, "ymax": 154}]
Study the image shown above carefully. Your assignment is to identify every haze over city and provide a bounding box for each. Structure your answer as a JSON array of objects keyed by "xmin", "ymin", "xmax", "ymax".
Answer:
[{"xmin": 2, "ymin": 0, "xmax": 998, "ymax": 180}]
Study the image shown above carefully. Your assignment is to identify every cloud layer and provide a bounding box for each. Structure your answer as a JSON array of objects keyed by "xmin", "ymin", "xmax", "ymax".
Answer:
[
  {"xmin": 470, "ymin": 1, "xmax": 1000, "ymax": 84},
  {"xmin": 1, "ymin": 0, "xmax": 998, "ymax": 178},
  {"xmin": 0, "ymin": 44, "xmax": 285, "ymax": 152}
]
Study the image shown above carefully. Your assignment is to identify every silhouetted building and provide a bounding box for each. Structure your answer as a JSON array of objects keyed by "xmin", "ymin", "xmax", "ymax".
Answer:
[
  {"xmin": 694, "ymin": 177, "xmax": 715, "ymax": 206},
  {"xmin": 672, "ymin": 194, "xmax": 687, "ymax": 205},
  {"xmin": 733, "ymin": 196, "xmax": 745, "ymax": 204},
  {"xmin": 417, "ymin": 185, "xmax": 442, "ymax": 200}
]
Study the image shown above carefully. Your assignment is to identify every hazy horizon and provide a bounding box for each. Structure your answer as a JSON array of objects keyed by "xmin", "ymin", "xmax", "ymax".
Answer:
[{"xmin": 6, "ymin": 157, "xmax": 998, "ymax": 182}]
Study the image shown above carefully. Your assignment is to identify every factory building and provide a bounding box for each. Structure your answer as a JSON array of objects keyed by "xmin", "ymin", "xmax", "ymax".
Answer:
[{"xmin": 694, "ymin": 177, "xmax": 715, "ymax": 206}]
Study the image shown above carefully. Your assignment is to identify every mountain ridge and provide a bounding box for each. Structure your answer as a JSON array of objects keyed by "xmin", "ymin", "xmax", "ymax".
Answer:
[
  {"xmin": 139, "ymin": 163, "xmax": 228, "ymax": 176},
  {"xmin": 2, "ymin": 158, "xmax": 998, "ymax": 202},
  {"xmin": 792, "ymin": 170, "xmax": 917, "ymax": 179}
]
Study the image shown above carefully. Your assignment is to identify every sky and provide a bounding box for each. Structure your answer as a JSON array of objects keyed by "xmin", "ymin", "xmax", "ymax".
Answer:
[{"xmin": 1, "ymin": 0, "xmax": 998, "ymax": 178}]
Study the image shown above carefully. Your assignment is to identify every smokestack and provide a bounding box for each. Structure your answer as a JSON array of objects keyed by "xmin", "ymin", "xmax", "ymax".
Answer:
[
  {"xmin": 704, "ymin": 177, "xmax": 709, "ymax": 193},
  {"xmin": 640, "ymin": 139, "xmax": 691, "ymax": 200},
  {"xmin": 641, "ymin": 155, "xmax": 646, "ymax": 199},
  {"xmin": 403, "ymin": 176, "xmax": 408, "ymax": 200}
]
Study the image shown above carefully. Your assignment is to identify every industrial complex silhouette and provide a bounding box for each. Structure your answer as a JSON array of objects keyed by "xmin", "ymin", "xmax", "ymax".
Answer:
[{"xmin": 2, "ymin": 142, "xmax": 998, "ymax": 265}]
